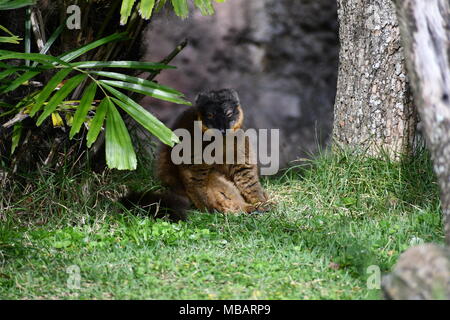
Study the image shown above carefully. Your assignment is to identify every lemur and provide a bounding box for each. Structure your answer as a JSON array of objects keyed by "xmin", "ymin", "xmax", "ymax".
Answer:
[{"xmin": 120, "ymin": 89, "xmax": 269, "ymax": 221}]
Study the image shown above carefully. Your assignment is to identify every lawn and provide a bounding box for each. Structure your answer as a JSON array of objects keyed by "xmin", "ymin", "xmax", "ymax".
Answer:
[{"xmin": 0, "ymin": 149, "xmax": 444, "ymax": 299}]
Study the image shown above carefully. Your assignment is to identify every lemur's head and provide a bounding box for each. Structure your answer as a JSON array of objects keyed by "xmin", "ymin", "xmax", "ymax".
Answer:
[{"xmin": 195, "ymin": 89, "xmax": 244, "ymax": 135}]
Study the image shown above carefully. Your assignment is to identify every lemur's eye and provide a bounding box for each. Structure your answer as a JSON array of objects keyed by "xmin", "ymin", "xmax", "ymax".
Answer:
[{"xmin": 206, "ymin": 113, "xmax": 213, "ymax": 119}]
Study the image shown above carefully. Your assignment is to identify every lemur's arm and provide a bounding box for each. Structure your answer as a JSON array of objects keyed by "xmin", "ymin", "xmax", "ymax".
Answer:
[
  {"xmin": 179, "ymin": 165, "xmax": 211, "ymax": 211},
  {"xmin": 230, "ymin": 138, "xmax": 267, "ymax": 205},
  {"xmin": 231, "ymin": 163, "xmax": 267, "ymax": 205}
]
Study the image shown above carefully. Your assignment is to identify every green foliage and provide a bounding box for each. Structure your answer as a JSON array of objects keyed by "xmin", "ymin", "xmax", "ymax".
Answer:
[
  {"xmin": 105, "ymin": 98, "xmax": 137, "ymax": 170},
  {"xmin": 0, "ymin": 25, "xmax": 22, "ymax": 44},
  {"xmin": 120, "ymin": 0, "xmax": 226, "ymax": 24},
  {"xmin": 0, "ymin": 0, "xmax": 35, "ymax": 10},
  {"xmin": 0, "ymin": 32, "xmax": 190, "ymax": 170},
  {"xmin": 0, "ymin": 0, "xmax": 228, "ymax": 171}
]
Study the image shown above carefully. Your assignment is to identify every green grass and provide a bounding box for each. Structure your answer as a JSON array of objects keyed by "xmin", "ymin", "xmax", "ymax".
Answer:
[{"xmin": 0, "ymin": 148, "xmax": 444, "ymax": 299}]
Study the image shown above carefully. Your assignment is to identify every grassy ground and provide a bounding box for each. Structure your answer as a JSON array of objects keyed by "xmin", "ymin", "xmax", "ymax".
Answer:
[{"xmin": 0, "ymin": 148, "xmax": 444, "ymax": 299}]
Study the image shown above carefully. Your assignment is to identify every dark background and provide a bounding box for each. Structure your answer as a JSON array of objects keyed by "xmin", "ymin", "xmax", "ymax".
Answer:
[{"xmin": 140, "ymin": 0, "xmax": 339, "ymax": 168}]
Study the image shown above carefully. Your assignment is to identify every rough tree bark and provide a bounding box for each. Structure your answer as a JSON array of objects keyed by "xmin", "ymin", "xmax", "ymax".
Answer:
[
  {"xmin": 333, "ymin": 0, "xmax": 417, "ymax": 158},
  {"xmin": 394, "ymin": 0, "xmax": 450, "ymax": 244},
  {"xmin": 381, "ymin": 0, "xmax": 450, "ymax": 300}
]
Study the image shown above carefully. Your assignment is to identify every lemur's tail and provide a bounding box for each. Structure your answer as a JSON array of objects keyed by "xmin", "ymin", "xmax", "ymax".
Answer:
[{"xmin": 119, "ymin": 190, "xmax": 190, "ymax": 222}]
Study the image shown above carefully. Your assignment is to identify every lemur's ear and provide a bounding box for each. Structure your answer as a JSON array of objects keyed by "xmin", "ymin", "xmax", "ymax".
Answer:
[
  {"xmin": 226, "ymin": 89, "xmax": 240, "ymax": 105},
  {"xmin": 195, "ymin": 92, "xmax": 212, "ymax": 107}
]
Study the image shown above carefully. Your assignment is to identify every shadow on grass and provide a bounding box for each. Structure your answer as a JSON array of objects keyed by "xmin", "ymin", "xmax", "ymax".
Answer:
[{"xmin": 0, "ymin": 144, "xmax": 443, "ymax": 298}]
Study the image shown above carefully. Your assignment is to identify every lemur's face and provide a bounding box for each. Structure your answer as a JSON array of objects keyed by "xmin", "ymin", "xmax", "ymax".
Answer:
[{"xmin": 196, "ymin": 89, "xmax": 243, "ymax": 135}]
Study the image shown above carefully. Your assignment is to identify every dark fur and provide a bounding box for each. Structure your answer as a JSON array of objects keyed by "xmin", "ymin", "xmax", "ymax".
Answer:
[
  {"xmin": 119, "ymin": 191, "xmax": 189, "ymax": 222},
  {"xmin": 120, "ymin": 89, "xmax": 268, "ymax": 221}
]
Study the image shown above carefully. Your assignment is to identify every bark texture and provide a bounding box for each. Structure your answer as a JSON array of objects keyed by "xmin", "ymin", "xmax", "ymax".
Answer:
[
  {"xmin": 394, "ymin": 0, "xmax": 450, "ymax": 244},
  {"xmin": 333, "ymin": 0, "xmax": 417, "ymax": 158},
  {"xmin": 382, "ymin": 244, "xmax": 450, "ymax": 299}
]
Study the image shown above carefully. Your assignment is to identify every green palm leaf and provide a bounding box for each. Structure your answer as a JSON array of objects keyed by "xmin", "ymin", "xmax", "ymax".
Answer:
[
  {"xmin": 0, "ymin": 0, "xmax": 35, "ymax": 10},
  {"xmin": 70, "ymin": 82, "xmax": 97, "ymax": 139},
  {"xmin": 11, "ymin": 123, "xmax": 22, "ymax": 154},
  {"xmin": 99, "ymin": 79, "xmax": 190, "ymax": 105},
  {"xmin": 0, "ymin": 25, "xmax": 22, "ymax": 44},
  {"xmin": 139, "ymin": 0, "xmax": 155, "ymax": 20},
  {"xmin": 120, "ymin": 0, "xmax": 137, "ymax": 25},
  {"xmin": 100, "ymin": 83, "xmax": 179, "ymax": 146},
  {"xmin": 72, "ymin": 61, "xmax": 174, "ymax": 70},
  {"xmin": 1, "ymin": 70, "xmax": 40, "ymax": 93},
  {"xmin": 36, "ymin": 74, "xmax": 87, "ymax": 126},
  {"xmin": 105, "ymin": 99, "xmax": 137, "ymax": 170},
  {"xmin": 59, "ymin": 33, "xmax": 128, "ymax": 62},
  {"xmin": 155, "ymin": 0, "xmax": 168, "ymax": 13},
  {"xmin": 90, "ymin": 71, "xmax": 181, "ymax": 95},
  {"xmin": 38, "ymin": 24, "xmax": 64, "ymax": 56},
  {"xmin": 86, "ymin": 98, "xmax": 109, "ymax": 148},
  {"xmin": 0, "ymin": 68, "xmax": 20, "ymax": 81},
  {"xmin": 0, "ymin": 51, "xmax": 71, "ymax": 67},
  {"xmin": 171, "ymin": 0, "xmax": 189, "ymax": 18},
  {"xmin": 30, "ymin": 68, "xmax": 72, "ymax": 117},
  {"xmin": 194, "ymin": 0, "xmax": 214, "ymax": 15}
]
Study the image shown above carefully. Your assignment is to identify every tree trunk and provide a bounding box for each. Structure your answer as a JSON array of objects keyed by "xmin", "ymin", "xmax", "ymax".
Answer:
[
  {"xmin": 381, "ymin": 0, "xmax": 450, "ymax": 300},
  {"xmin": 394, "ymin": 0, "xmax": 450, "ymax": 244},
  {"xmin": 333, "ymin": 0, "xmax": 417, "ymax": 158}
]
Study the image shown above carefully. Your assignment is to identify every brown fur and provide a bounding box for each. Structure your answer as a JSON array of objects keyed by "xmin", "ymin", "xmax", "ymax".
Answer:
[
  {"xmin": 121, "ymin": 89, "xmax": 269, "ymax": 220},
  {"xmin": 156, "ymin": 106, "xmax": 269, "ymax": 214}
]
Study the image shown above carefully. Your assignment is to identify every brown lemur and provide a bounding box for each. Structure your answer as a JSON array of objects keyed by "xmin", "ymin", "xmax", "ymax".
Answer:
[{"xmin": 120, "ymin": 89, "xmax": 269, "ymax": 221}]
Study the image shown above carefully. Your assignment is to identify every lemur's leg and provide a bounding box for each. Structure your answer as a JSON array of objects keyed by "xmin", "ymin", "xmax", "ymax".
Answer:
[
  {"xmin": 229, "ymin": 137, "xmax": 268, "ymax": 207},
  {"xmin": 178, "ymin": 165, "xmax": 211, "ymax": 211},
  {"xmin": 231, "ymin": 163, "xmax": 268, "ymax": 207},
  {"xmin": 206, "ymin": 172, "xmax": 255, "ymax": 213}
]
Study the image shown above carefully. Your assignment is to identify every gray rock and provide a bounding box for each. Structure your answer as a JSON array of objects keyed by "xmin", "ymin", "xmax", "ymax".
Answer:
[{"xmin": 382, "ymin": 244, "xmax": 450, "ymax": 300}]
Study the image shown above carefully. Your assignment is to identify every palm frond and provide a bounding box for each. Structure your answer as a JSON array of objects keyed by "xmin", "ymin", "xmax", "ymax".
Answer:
[
  {"xmin": 120, "ymin": 0, "xmax": 225, "ymax": 23},
  {"xmin": 0, "ymin": 0, "xmax": 35, "ymax": 10},
  {"xmin": 0, "ymin": 25, "xmax": 22, "ymax": 44},
  {"xmin": 0, "ymin": 32, "xmax": 191, "ymax": 170}
]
